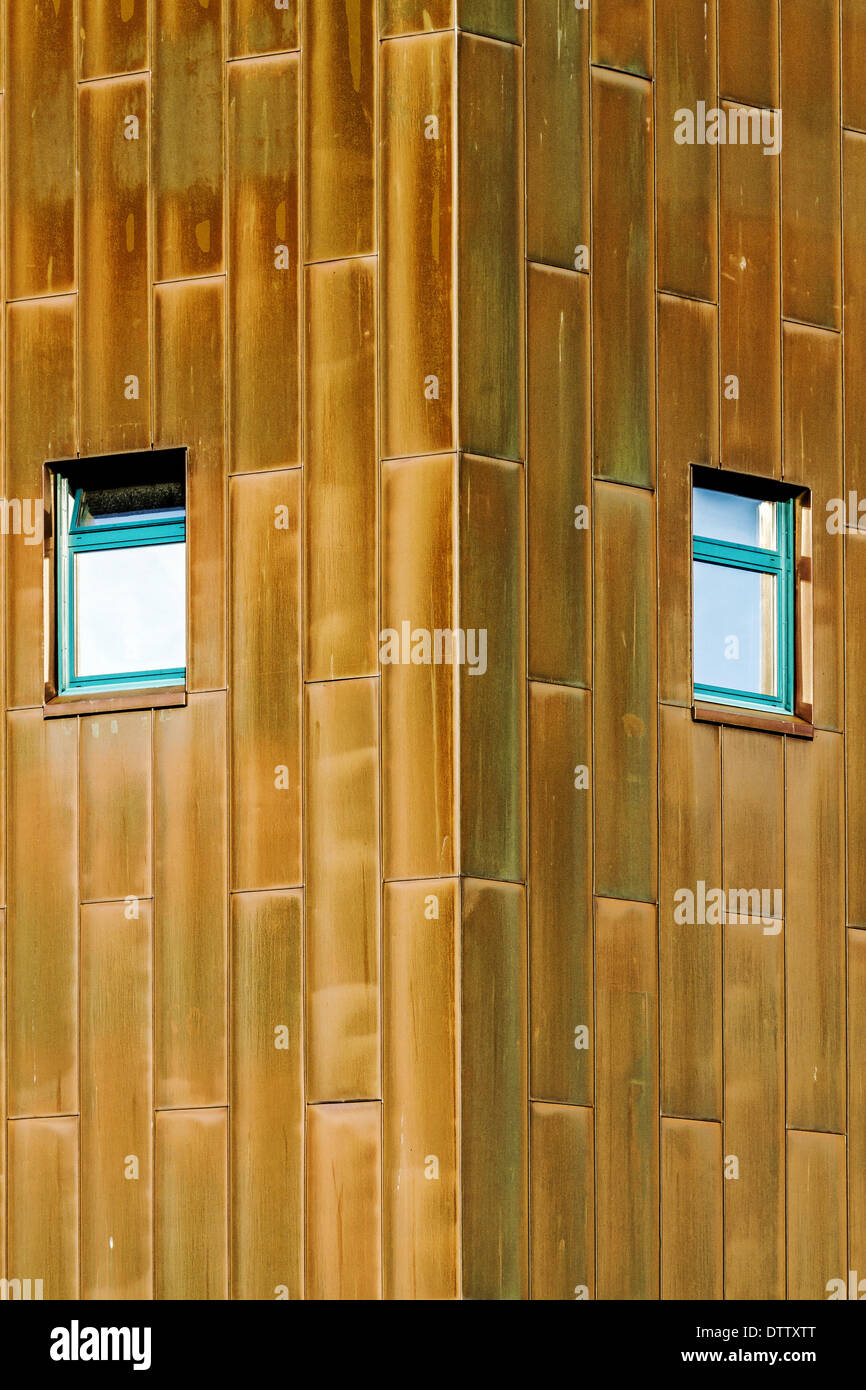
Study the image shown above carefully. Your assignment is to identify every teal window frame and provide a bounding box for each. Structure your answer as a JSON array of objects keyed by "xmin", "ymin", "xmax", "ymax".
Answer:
[
  {"xmin": 692, "ymin": 492, "xmax": 795, "ymax": 715},
  {"xmin": 56, "ymin": 473, "xmax": 187, "ymax": 696}
]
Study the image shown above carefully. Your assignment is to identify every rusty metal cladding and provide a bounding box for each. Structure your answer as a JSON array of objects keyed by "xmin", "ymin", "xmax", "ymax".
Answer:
[
  {"xmin": 719, "ymin": 0, "xmax": 779, "ymax": 108},
  {"xmin": 306, "ymin": 1101, "xmax": 382, "ymax": 1299},
  {"xmin": 80, "ymin": 0, "xmax": 147, "ymax": 80},
  {"xmin": 379, "ymin": 1, "xmax": 453, "ymax": 38},
  {"xmin": 530, "ymin": 1103, "xmax": 594, "ymax": 1301},
  {"xmin": 661, "ymin": 1118, "xmax": 723, "ymax": 1300},
  {"xmin": 591, "ymin": 0, "xmax": 652, "ymax": 78},
  {"xmin": 843, "ymin": 0, "xmax": 866, "ymax": 130},
  {"xmin": 525, "ymin": 0, "xmax": 589, "ymax": 271},
  {"xmin": 154, "ymin": 1108, "xmax": 228, "ymax": 1300},
  {"xmin": 229, "ymin": 0, "xmax": 300, "ymax": 57}
]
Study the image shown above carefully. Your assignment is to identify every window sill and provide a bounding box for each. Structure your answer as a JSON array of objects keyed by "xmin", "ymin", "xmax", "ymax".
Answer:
[
  {"xmin": 692, "ymin": 700, "xmax": 814, "ymax": 739},
  {"xmin": 43, "ymin": 685, "xmax": 187, "ymax": 719}
]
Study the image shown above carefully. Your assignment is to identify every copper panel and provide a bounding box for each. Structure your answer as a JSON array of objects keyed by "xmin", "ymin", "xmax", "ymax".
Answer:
[
  {"xmin": 227, "ymin": 54, "xmax": 300, "ymax": 472},
  {"xmin": 305, "ymin": 678, "xmax": 380, "ymax": 1102},
  {"xmin": 849, "ymin": 929, "xmax": 866, "ymax": 1280},
  {"xmin": 591, "ymin": 69, "xmax": 655, "ymax": 486},
  {"xmin": 787, "ymin": 1130, "xmax": 847, "ymax": 1300},
  {"xmin": 595, "ymin": 897, "xmax": 659, "ymax": 1300},
  {"xmin": 230, "ymin": 470, "xmax": 301, "ymax": 892},
  {"xmin": 80, "ymin": 900, "xmax": 153, "ymax": 1300},
  {"xmin": 80, "ymin": 0, "xmax": 147, "ymax": 79},
  {"xmin": 153, "ymin": 0, "xmax": 223, "ymax": 280},
  {"xmin": 658, "ymin": 294, "xmax": 719, "ymax": 706},
  {"xmin": 230, "ymin": 890, "xmax": 304, "ymax": 1301},
  {"xmin": 844, "ymin": 133, "xmax": 866, "ymax": 496},
  {"xmin": 8, "ymin": 1116, "xmax": 78, "ymax": 1299},
  {"xmin": 379, "ymin": 0, "xmax": 453, "ymax": 36},
  {"xmin": 459, "ymin": 0, "xmax": 520, "ymax": 41},
  {"xmin": 593, "ymin": 481, "xmax": 657, "ymax": 902},
  {"xmin": 303, "ymin": 0, "xmax": 375, "ymax": 261},
  {"xmin": 5, "ymin": 0, "xmax": 75, "ymax": 297},
  {"xmin": 528, "ymin": 682, "xmax": 592, "ymax": 1105},
  {"xmin": 525, "ymin": 0, "xmax": 588, "ymax": 270},
  {"xmin": 306, "ymin": 1101, "xmax": 382, "ymax": 1300},
  {"xmin": 381, "ymin": 456, "xmax": 457, "ymax": 880},
  {"xmin": 722, "ymin": 729, "xmax": 784, "ymax": 914},
  {"xmin": 0, "ymin": 913, "xmax": 5, "ymax": 1277},
  {"xmin": 459, "ymin": 455, "xmax": 525, "ymax": 881},
  {"xmin": 153, "ymin": 693, "xmax": 227, "ymax": 1109},
  {"xmin": 305, "ymin": 258, "xmax": 378, "ymax": 680},
  {"xmin": 591, "ymin": 0, "xmax": 652, "ymax": 77},
  {"xmin": 527, "ymin": 264, "xmax": 591, "ymax": 686},
  {"xmin": 661, "ymin": 1118, "xmax": 723, "ymax": 1300},
  {"xmin": 719, "ymin": 100, "xmax": 781, "ymax": 477},
  {"xmin": 719, "ymin": 0, "xmax": 779, "ymax": 107},
  {"xmin": 79, "ymin": 76, "xmax": 149, "ymax": 455},
  {"xmin": 383, "ymin": 879, "xmax": 458, "ymax": 1300},
  {"xmin": 7, "ymin": 709, "xmax": 78, "ymax": 1117},
  {"xmin": 457, "ymin": 34, "xmax": 523, "ymax": 461},
  {"xmin": 724, "ymin": 919, "xmax": 785, "ymax": 1299},
  {"xmin": 80, "ymin": 711, "xmax": 152, "ymax": 903},
  {"xmin": 783, "ymin": 323, "xmax": 843, "ymax": 732},
  {"xmin": 461, "ymin": 880, "xmax": 528, "ymax": 1300},
  {"xmin": 530, "ymin": 1102, "xmax": 594, "ymax": 1302},
  {"xmin": 154, "ymin": 1108, "xmax": 228, "ymax": 1300},
  {"xmin": 846, "ymin": 531, "xmax": 866, "ymax": 924},
  {"xmin": 781, "ymin": 0, "xmax": 841, "ymax": 329},
  {"xmin": 5, "ymin": 297, "xmax": 76, "ymax": 710},
  {"xmin": 786, "ymin": 732, "xmax": 845, "ymax": 1133},
  {"xmin": 659, "ymin": 706, "xmax": 722, "ymax": 1121},
  {"xmin": 379, "ymin": 33, "xmax": 454, "ymax": 459},
  {"xmin": 843, "ymin": 0, "xmax": 866, "ymax": 129},
  {"xmin": 229, "ymin": 0, "xmax": 299, "ymax": 56},
  {"xmin": 656, "ymin": 0, "xmax": 718, "ymax": 301},
  {"xmin": 154, "ymin": 277, "xmax": 226, "ymax": 693}
]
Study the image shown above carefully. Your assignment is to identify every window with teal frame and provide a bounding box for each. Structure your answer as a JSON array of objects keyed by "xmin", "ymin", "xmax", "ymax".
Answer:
[
  {"xmin": 692, "ymin": 481, "xmax": 794, "ymax": 715},
  {"xmin": 55, "ymin": 456, "xmax": 187, "ymax": 696}
]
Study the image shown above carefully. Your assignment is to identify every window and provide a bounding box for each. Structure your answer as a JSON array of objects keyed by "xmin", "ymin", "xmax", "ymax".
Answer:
[
  {"xmin": 692, "ymin": 477, "xmax": 795, "ymax": 716},
  {"xmin": 51, "ymin": 450, "xmax": 187, "ymax": 699}
]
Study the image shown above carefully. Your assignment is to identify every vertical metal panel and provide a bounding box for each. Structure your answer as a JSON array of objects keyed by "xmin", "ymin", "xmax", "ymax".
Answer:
[
  {"xmin": 5, "ymin": 297, "xmax": 76, "ymax": 710},
  {"xmin": 306, "ymin": 1101, "xmax": 382, "ymax": 1300},
  {"xmin": 303, "ymin": 0, "xmax": 375, "ymax": 261},
  {"xmin": 305, "ymin": 677, "xmax": 380, "ymax": 1102},
  {"xmin": 719, "ymin": 0, "xmax": 779, "ymax": 108},
  {"xmin": 528, "ymin": 682, "xmax": 592, "ymax": 1106},
  {"xmin": 379, "ymin": 0, "xmax": 453, "ymax": 36},
  {"xmin": 457, "ymin": 33, "xmax": 523, "ymax": 462},
  {"xmin": 786, "ymin": 732, "xmax": 846, "ymax": 1133},
  {"xmin": 591, "ymin": 69, "xmax": 655, "ymax": 487},
  {"xmin": 527, "ymin": 264, "xmax": 591, "ymax": 686},
  {"xmin": 461, "ymin": 879, "xmax": 528, "ymax": 1300},
  {"xmin": 227, "ymin": 54, "xmax": 300, "ymax": 472},
  {"xmin": 381, "ymin": 456, "xmax": 457, "ymax": 880},
  {"xmin": 154, "ymin": 1108, "xmax": 228, "ymax": 1300},
  {"xmin": 154, "ymin": 277, "xmax": 226, "ymax": 693},
  {"xmin": 5, "ymin": 0, "xmax": 75, "ymax": 297},
  {"xmin": 846, "ymin": 532, "xmax": 866, "ymax": 924},
  {"xmin": 783, "ymin": 322, "xmax": 843, "ymax": 732},
  {"xmin": 595, "ymin": 897, "xmax": 659, "ymax": 1300},
  {"xmin": 849, "ymin": 929, "xmax": 866, "ymax": 1282},
  {"xmin": 8, "ymin": 1116, "xmax": 79, "ymax": 1298},
  {"xmin": 591, "ymin": 0, "xmax": 652, "ymax": 77},
  {"xmin": 153, "ymin": 0, "xmax": 223, "ymax": 280},
  {"xmin": 724, "ymin": 920, "xmax": 785, "ymax": 1299},
  {"xmin": 459, "ymin": 0, "xmax": 520, "ymax": 41},
  {"xmin": 525, "ymin": 0, "xmax": 588, "ymax": 271},
  {"xmin": 459, "ymin": 455, "xmax": 525, "ymax": 881},
  {"xmin": 843, "ymin": 0, "xmax": 866, "ymax": 130},
  {"xmin": 153, "ymin": 693, "xmax": 227, "ymax": 1109},
  {"xmin": 0, "ymin": 911, "xmax": 5, "ymax": 1279},
  {"xmin": 655, "ymin": 0, "xmax": 718, "ymax": 301},
  {"xmin": 787, "ymin": 1130, "xmax": 847, "ymax": 1300},
  {"xmin": 229, "ymin": 470, "xmax": 301, "ymax": 892},
  {"xmin": 530, "ymin": 1102, "xmax": 594, "ymax": 1301},
  {"xmin": 379, "ymin": 32, "xmax": 454, "ymax": 459},
  {"xmin": 661, "ymin": 1118, "xmax": 723, "ymax": 1300},
  {"xmin": 80, "ymin": 0, "xmax": 147, "ymax": 79},
  {"xmin": 844, "ymin": 132, "xmax": 866, "ymax": 496},
  {"xmin": 305, "ymin": 258, "xmax": 378, "ymax": 681},
  {"xmin": 229, "ymin": 0, "xmax": 299, "ymax": 56},
  {"xmin": 80, "ymin": 712, "xmax": 152, "ymax": 904},
  {"xmin": 7, "ymin": 709, "xmax": 78, "ymax": 1117},
  {"xmin": 659, "ymin": 705, "xmax": 722, "ymax": 1121},
  {"xmin": 719, "ymin": 100, "xmax": 781, "ymax": 477},
  {"xmin": 230, "ymin": 889, "xmax": 303, "ymax": 1301},
  {"xmin": 383, "ymin": 879, "xmax": 459, "ymax": 1300},
  {"xmin": 722, "ymin": 728, "xmax": 784, "ymax": 916},
  {"xmin": 80, "ymin": 900, "xmax": 153, "ymax": 1300},
  {"xmin": 79, "ymin": 75, "xmax": 150, "ymax": 457},
  {"xmin": 781, "ymin": 0, "xmax": 841, "ymax": 329},
  {"xmin": 593, "ymin": 481, "xmax": 657, "ymax": 902}
]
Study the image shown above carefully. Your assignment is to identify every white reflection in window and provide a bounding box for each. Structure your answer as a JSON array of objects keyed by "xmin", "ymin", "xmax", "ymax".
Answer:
[{"xmin": 74, "ymin": 543, "xmax": 186, "ymax": 678}]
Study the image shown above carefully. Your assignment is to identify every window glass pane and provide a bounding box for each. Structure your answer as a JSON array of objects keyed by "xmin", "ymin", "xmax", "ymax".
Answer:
[
  {"xmin": 74, "ymin": 543, "xmax": 186, "ymax": 678},
  {"xmin": 693, "ymin": 559, "xmax": 777, "ymax": 697},
  {"xmin": 693, "ymin": 487, "xmax": 777, "ymax": 549}
]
